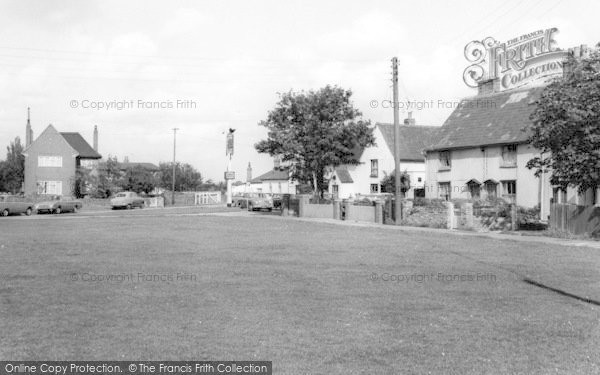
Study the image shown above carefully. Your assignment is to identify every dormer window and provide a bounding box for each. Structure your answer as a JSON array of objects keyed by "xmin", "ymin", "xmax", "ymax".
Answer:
[
  {"xmin": 501, "ymin": 144, "xmax": 517, "ymax": 167},
  {"xmin": 439, "ymin": 151, "xmax": 451, "ymax": 169}
]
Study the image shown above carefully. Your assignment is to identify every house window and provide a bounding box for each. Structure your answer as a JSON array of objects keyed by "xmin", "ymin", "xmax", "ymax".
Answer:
[
  {"xmin": 38, "ymin": 155, "xmax": 63, "ymax": 167},
  {"xmin": 502, "ymin": 180, "xmax": 517, "ymax": 202},
  {"xmin": 484, "ymin": 181, "xmax": 497, "ymax": 199},
  {"xmin": 332, "ymin": 185, "xmax": 339, "ymax": 198},
  {"xmin": 439, "ymin": 151, "xmax": 451, "ymax": 169},
  {"xmin": 37, "ymin": 181, "xmax": 62, "ymax": 195},
  {"xmin": 370, "ymin": 159, "xmax": 378, "ymax": 177},
  {"xmin": 439, "ymin": 182, "xmax": 451, "ymax": 201},
  {"xmin": 370, "ymin": 184, "xmax": 379, "ymax": 193},
  {"xmin": 501, "ymin": 144, "xmax": 517, "ymax": 167}
]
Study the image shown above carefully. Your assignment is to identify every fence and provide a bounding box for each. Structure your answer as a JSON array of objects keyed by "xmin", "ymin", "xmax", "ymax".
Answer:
[
  {"xmin": 194, "ymin": 191, "xmax": 222, "ymax": 205},
  {"xmin": 549, "ymin": 203, "xmax": 600, "ymax": 236}
]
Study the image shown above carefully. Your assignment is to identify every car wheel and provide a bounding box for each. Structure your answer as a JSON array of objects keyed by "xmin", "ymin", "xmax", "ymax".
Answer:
[
  {"xmin": 127, "ymin": 204, "xmax": 132, "ymax": 210},
  {"xmin": 54, "ymin": 207, "xmax": 61, "ymax": 214},
  {"xmin": 73, "ymin": 206, "xmax": 79, "ymax": 213},
  {"xmin": 267, "ymin": 208, "xmax": 272, "ymax": 212},
  {"xmin": 1, "ymin": 209, "xmax": 8, "ymax": 217},
  {"xmin": 26, "ymin": 208, "xmax": 32, "ymax": 216}
]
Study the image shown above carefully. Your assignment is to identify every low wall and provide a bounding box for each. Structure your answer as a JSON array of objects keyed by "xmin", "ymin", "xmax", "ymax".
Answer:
[
  {"xmin": 346, "ymin": 204, "xmax": 375, "ymax": 223},
  {"xmin": 303, "ymin": 203, "xmax": 334, "ymax": 219}
]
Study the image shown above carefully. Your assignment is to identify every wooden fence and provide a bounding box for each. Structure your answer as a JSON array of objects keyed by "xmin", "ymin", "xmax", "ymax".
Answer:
[{"xmin": 549, "ymin": 203, "xmax": 600, "ymax": 236}]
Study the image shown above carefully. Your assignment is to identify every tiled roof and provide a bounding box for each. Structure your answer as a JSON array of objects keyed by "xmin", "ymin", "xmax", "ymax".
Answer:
[
  {"xmin": 335, "ymin": 168, "xmax": 354, "ymax": 183},
  {"xmin": 60, "ymin": 132, "xmax": 101, "ymax": 159},
  {"xmin": 427, "ymin": 86, "xmax": 545, "ymax": 151},
  {"xmin": 376, "ymin": 123, "xmax": 440, "ymax": 161},
  {"xmin": 250, "ymin": 168, "xmax": 290, "ymax": 183},
  {"xmin": 119, "ymin": 162, "xmax": 159, "ymax": 171}
]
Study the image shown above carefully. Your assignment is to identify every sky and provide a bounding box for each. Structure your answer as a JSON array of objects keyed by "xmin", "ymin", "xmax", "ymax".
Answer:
[{"xmin": 0, "ymin": 0, "xmax": 598, "ymax": 181}]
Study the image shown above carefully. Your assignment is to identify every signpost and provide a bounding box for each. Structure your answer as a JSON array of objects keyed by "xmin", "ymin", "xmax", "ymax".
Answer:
[{"xmin": 225, "ymin": 129, "xmax": 235, "ymax": 207}]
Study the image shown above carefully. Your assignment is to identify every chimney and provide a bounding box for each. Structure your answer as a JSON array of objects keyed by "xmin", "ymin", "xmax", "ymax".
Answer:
[
  {"xmin": 93, "ymin": 125, "xmax": 98, "ymax": 152},
  {"xmin": 274, "ymin": 155, "xmax": 281, "ymax": 169},
  {"xmin": 403, "ymin": 111, "xmax": 416, "ymax": 126},
  {"xmin": 25, "ymin": 107, "xmax": 32, "ymax": 147},
  {"xmin": 246, "ymin": 162, "xmax": 252, "ymax": 182},
  {"xmin": 477, "ymin": 78, "xmax": 500, "ymax": 96},
  {"xmin": 564, "ymin": 45, "xmax": 590, "ymax": 79}
]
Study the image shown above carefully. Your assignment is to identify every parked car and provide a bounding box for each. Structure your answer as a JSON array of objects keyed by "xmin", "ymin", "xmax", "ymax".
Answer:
[
  {"xmin": 35, "ymin": 199, "xmax": 82, "ymax": 214},
  {"xmin": 0, "ymin": 195, "xmax": 35, "ymax": 216},
  {"xmin": 247, "ymin": 193, "xmax": 274, "ymax": 212},
  {"xmin": 110, "ymin": 191, "xmax": 145, "ymax": 209}
]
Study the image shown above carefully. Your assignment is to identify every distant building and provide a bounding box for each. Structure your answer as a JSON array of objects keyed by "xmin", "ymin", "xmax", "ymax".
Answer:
[
  {"xmin": 22, "ymin": 124, "xmax": 101, "ymax": 197},
  {"xmin": 328, "ymin": 114, "xmax": 438, "ymax": 199}
]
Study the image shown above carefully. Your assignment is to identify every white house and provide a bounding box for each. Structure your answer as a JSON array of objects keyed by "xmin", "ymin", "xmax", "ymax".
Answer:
[
  {"xmin": 424, "ymin": 80, "xmax": 599, "ymax": 220},
  {"xmin": 328, "ymin": 115, "xmax": 438, "ymax": 199},
  {"xmin": 232, "ymin": 162, "xmax": 297, "ymax": 195}
]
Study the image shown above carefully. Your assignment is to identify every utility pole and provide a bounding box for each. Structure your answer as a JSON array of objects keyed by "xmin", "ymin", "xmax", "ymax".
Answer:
[
  {"xmin": 392, "ymin": 57, "xmax": 402, "ymax": 224},
  {"xmin": 172, "ymin": 127, "xmax": 179, "ymax": 205}
]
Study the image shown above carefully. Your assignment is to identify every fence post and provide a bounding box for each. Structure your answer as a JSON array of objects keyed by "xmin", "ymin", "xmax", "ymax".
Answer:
[
  {"xmin": 511, "ymin": 203, "xmax": 518, "ymax": 231},
  {"xmin": 464, "ymin": 202, "xmax": 474, "ymax": 229},
  {"xmin": 298, "ymin": 195, "xmax": 309, "ymax": 217},
  {"xmin": 374, "ymin": 200, "xmax": 383, "ymax": 224},
  {"xmin": 446, "ymin": 201, "xmax": 455, "ymax": 229},
  {"xmin": 333, "ymin": 199, "xmax": 341, "ymax": 220},
  {"xmin": 345, "ymin": 199, "xmax": 353, "ymax": 221}
]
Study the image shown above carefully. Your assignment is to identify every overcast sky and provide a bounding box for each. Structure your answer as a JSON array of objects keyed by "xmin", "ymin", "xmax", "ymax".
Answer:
[{"xmin": 0, "ymin": 0, "xmax": 598, "ymax": 181}]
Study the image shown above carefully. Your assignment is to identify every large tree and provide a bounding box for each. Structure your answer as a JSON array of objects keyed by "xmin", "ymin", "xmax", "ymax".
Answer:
[
  {"xmin": 255, "ymin": 85, "xmax": 375, "ymax": 197},
  {"xmin": 526, "ymin": 45, "xmax": 600, "ymax": 192},
  {"xmin": 0, "ymin": 137, "xmax": 25, "ymax": 194}
]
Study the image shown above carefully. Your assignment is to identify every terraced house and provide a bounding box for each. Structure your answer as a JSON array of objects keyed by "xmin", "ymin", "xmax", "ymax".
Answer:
[
  {"xmin": 424, "ymin": 78, "xmax": 599, "ymax": 220},
  {"xmin": 22, "ymin": 123, "xmax": 101, "ymax": 197}
]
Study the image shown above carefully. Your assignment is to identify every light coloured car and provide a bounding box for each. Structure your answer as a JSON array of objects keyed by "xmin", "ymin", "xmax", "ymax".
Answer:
[
  {"xmin": 0, "ymin": 195, "xmax": 35, "ymax": 216},
  {"xmin": 35, "ymin": 199, "xmax": 82, "ymax": 214},
  {"xmin": 110, "ymin": 191, "xmax": 145, "ymax": 209},
  {"xmin": 246, "ymin": 193, "xmax": 274, "ymax": 212}
]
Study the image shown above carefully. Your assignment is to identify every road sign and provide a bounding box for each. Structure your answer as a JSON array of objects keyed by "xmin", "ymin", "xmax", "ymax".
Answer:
[{"xmin": 224, "ymin": 171, "xmax": 235, "ymax": 180}]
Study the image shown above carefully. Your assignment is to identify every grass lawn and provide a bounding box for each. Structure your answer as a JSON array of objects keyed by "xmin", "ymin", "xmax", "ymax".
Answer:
[{"xmin": 1, "ymin": 209, "xmax": 599, "ymax": 374}]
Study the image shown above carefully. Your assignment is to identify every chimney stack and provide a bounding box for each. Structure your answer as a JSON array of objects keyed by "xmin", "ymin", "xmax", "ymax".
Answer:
[
  {"xmin": 26, "ymin": 107, "xmax": 32, "ymax": 147},
  {"xmin": 93, "ymin": 125, "xmax": 98, "ymax": 152},
  {"xmin": 246, "ymin": 162, "xmax": 252, "ymax": 182},
  {"xmin": 477, "ymin": 77, "xmax": 500, "ymax": 96},
  {"xmin": 403, "ymin": 111, "xmax": 416, "ymax": 126}
]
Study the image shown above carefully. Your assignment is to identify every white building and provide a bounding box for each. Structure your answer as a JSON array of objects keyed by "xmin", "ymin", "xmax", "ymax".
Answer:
[{"xmin": 328, "ymin": 116, "xmax": 438, "ymax": 199}]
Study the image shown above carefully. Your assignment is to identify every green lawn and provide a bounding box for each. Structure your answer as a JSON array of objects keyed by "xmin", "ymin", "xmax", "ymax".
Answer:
[{"xmin": 1, "ymin": 209, "xmax": 599, "ymax": 374}]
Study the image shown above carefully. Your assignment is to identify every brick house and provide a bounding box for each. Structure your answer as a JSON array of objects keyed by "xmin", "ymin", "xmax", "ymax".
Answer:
[{"xmin": 22, "ymin": 124, "xmax": 101, "ymax": 197}]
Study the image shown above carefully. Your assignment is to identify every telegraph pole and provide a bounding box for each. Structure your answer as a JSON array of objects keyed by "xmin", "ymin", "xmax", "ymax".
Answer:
[
  {"xmin": 392, "ymin": 57, "xmax": 402, "ymax": 224},
  {"xmin": 172, "ymin": 127, "xmax": 179, "ymax": 205}
]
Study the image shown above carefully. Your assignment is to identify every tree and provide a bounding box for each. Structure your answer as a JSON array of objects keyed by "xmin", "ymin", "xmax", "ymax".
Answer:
[
  {"xmin": 0, "ymin": 137, "xmax": 25, "ymax": 194},
  {"xmin": 526, "ymin": 45, "xmax": 600, "ymax": 192},
  {"xmin": 255, "ymin": 85, "xmax": 375, "ymax": 197},
  {"xmin": 158, "ymin": 162, "xmax": 203, "ymax": 191},
  {"xmin": 380, "ymin": 171, "xmax": 411, "ymax": 195},
  {"xmin": 121, "ymin": 165, "xmax": 156, "ymax": 194}
]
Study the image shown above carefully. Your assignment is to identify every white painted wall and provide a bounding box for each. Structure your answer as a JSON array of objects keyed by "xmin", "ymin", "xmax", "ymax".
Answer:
[
  {"xmin": 424, "ymin": 144, "xmax": 557, "ymax": 217},
  {"xmin": 328, "ymin": 126, "xmax": 427, "ymax": 199}
]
